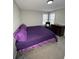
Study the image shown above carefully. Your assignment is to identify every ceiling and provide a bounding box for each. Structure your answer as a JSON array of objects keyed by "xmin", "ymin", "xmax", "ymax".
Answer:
[{"xmin": 14, "ymin": 0, "xmax": 65, "ymax": 12}]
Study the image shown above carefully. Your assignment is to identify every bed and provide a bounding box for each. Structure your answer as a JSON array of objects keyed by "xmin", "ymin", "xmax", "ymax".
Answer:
[{"xmin": 14, "ymin": 24, "xmax": 57, "ymax": 51}]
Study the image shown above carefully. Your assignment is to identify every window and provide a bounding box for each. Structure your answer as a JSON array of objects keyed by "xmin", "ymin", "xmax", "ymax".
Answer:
[
  {"xmin": 42, "ymin": 13, "xmax": 55, "ymax": 25},
  {"xmin": 43, "ymin": 14, "xmax": 48, "ymax": 25},
  {"xmin": 49, "ymin": 13, "xmax": 55, "ymax": 24}
]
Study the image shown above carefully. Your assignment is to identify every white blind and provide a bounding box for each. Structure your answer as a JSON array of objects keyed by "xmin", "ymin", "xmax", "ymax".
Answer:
[
  {"xmin": 49, "ymin": 13, "xmax": 55, "ymax": 24},
  {"xmin": 42, "ymin": 13, "xmax": 55, "ymax": 25},
  {"xmin": 43, "ymin": 14, "xmax": 48, "ymax": 25}
]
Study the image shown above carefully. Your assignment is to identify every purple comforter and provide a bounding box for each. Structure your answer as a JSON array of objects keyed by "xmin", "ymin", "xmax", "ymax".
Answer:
[{"xmin": 16, "ymin": 26, "xmax": 57, "ymax": 51}]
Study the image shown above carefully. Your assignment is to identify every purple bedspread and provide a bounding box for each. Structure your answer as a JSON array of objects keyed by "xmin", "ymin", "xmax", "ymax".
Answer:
[{"xmin": 16, "ymin": 26, "xmax": 57, "ymax": 51}]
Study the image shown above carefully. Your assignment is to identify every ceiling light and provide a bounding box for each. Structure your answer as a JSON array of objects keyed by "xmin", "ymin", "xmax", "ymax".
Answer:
[{"xmin": 47, "ymin": 0, "xmax": 53, "ymax": 4}]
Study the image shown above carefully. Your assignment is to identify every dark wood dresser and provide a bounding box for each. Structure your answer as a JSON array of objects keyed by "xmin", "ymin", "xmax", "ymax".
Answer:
[{"xmin": 45, "ymin": 24, "xmax": 65, "ymax": 36}]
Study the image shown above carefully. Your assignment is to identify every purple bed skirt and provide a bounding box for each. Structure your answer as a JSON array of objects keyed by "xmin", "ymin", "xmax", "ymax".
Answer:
[{"xmin": 19, "ymin": 38, "xmax": 56, "ymax": 52}]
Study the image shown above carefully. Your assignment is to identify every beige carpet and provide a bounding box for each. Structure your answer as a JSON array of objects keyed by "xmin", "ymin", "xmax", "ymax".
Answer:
[{"xmin": 17, "ymin": 36, "xmax": 65, "ymax": 59}]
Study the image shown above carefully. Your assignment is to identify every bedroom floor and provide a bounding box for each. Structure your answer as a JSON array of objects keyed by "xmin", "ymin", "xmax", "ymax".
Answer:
[{"xmin": 16, "ymin": 36, "xmax": 65, "ymax": 59}]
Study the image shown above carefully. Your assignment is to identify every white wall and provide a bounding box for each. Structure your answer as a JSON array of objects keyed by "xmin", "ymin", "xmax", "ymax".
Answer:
[
  {"xmin": 21, "ymin": 11, "xmax": 43, "ymax": 26},
  {"xmin": 54, "ymin": 8, "xmax": 65, "ymax": 25},
  {"xmin": 13, "ymin": 1, "xmax": 21, "ymax": 59},
  {"xmin": 21, "ymin": 9, "xmax": 65, "ymax": 26},
  {"xmin": 13, "ymin": 2, "xmax": 21, "ymax": 31}
]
